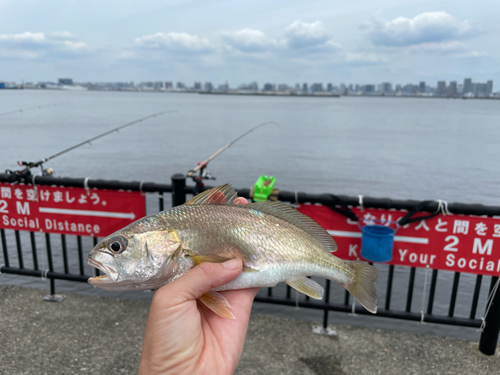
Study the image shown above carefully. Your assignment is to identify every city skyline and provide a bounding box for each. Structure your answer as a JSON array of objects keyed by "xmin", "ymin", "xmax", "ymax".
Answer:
[
  {"xmin": 5, "ymin": 76, "xmax": 495, "ymax": 98},
  {"xmin": 0, "ymin": 2, "xmax": 499, "ymax": 84}
]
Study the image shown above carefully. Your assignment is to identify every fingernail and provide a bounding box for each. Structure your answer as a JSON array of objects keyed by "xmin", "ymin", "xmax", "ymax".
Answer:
[{"xmin": 222, "ymin": 258, "xmax": 242, "ymax": 270}]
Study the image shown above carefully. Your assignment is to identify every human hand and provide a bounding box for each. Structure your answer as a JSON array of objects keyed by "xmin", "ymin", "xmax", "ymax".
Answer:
[{"xmin": 139, "ymin": 196, "xmax": 259, "ymax": 375}]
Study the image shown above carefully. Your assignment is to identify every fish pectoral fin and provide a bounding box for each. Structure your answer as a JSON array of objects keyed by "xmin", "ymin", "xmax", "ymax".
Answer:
[
  {"xmin": 198, "ymin": 290, "xmax": 235, "ymax": 319},
  {"xmin": 287, "ymin": 277, "xmax": 324, "ymax": 300},
  {"xmin": 189, "ymin": 254, "xmax": 231, "ymax": 266},
  {"xmin": 188, "ymin": 255, "xmax": 258, "ymax": 272}
]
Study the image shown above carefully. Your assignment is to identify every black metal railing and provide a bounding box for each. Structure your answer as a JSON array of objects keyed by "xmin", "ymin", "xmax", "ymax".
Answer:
[{"xmin": 0, "ymin": 172, "xmax": 498, "ymax": 355}]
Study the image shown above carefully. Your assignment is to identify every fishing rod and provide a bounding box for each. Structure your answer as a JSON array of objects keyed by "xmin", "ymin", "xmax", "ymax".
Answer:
[
  {"xmin": 7, "ymin": 110, "xmax": 176, "ymax": 181},
  {"xmin": 187, "ymin": 121, "xmax": 279, "ymax": 191},
  {"xmin": 0, "ymin": 102, "xmax": 65, "ymax": 117}
]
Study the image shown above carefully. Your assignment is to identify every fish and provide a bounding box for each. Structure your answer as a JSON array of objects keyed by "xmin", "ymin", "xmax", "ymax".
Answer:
[{"xmin": 88, "ymin": 184, "xmax": 378, "ymax": 319}]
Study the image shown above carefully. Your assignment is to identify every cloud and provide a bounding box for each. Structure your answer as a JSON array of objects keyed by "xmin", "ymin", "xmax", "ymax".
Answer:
[
  {"xmin": 0, "ymin": 32, "xmax": 47, "ymax": 48},
  {"xmin": 222, "ymin": 29, "xmax": 280, "ymax": 52},
  {"xmin": 365, "ymin": 12, "xmax": 473, "ymax": 47},
  {"xmin": 135, "ymin": 32, "xmax": 213, "ymax": 52},
  {"xmin": 222, "ymin": 21, "xmax": 341, "ymax": 56},
  {"xmin": 0, "ymin": 31, "xmax": 90, "ymax": 59},
  {"xmin": 285, "ymin": 21, "xmax": 335, "ymax": 49}
]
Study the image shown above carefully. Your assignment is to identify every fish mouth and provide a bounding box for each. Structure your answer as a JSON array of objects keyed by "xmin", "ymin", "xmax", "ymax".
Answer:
[{"xmin": 87, "ymin": 258, "xmax": 119, "ymax": 284}]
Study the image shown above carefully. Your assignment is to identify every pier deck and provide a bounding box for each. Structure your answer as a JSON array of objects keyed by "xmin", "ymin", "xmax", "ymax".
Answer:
[{"xmin": 0, "ymin": 284, "xmax": 498, "ymax": 374}]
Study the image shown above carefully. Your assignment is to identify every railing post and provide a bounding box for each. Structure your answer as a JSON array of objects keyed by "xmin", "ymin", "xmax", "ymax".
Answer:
[
  {"xmin": 479, "ymin": 276, "xmax": 500, "ymax": 355},
  {"xmin": 171, "ymin": 173, "xmax": 186, "ymax": 207}
]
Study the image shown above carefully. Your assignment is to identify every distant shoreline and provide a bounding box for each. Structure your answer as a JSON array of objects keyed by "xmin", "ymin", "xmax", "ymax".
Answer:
[{"xmin": 7, "ymin": 87, "xmax": 500, "ymax": 100}]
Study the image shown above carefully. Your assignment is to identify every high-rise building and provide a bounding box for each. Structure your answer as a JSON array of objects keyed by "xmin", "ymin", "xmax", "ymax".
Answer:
[
  {"xmin": 154, "ymin": 81, "xmax": 163, "ymax": 90},
  {"xmin": 463, "ymin": 78, "xmax": 472, "ymax": 94},
  {"xmin": 327, "ymin": 83, "xmax": 333, "ymax": 92},
  {"xmin": 436, "ymin": 81, "xmax": 446, "ymax": 96},
  {"xmin": 165, "ymin": 82, "xmax": 172, "ymax": 89},
  {"xmin": 193, "ymin": 82, "xmax": 202, "ymax": 90},
  {"xmin": 382, "ymin": 82, "xmax": 392, "ymax": 94},
  {"xmin": 302, "ymin": 83, "xmax": 308, "ymax": 92},
  {"xmin": 278, "ymin": 84, "xmax": 288, "ymax": 91},
  {"xmin": 474, "ymin": 83, "xmax": 487, "ymax": 97},
  {"xmin": 311, "ymin": 83, "xmax": 324, "ymax": 92},
  {"xmin": 263, "ymin": 83, "xmax": 275, "ymax": 91},
  {"xmin": 362, "ymin": 85, "xmax": 375, "ymax": 94},
  {"xmin": 204, "ymin": 82, "xmax": 213, "ymax": 91},
  {"xmin": 447, "ymin": 81, "xmax": 457, "ymax": 97},
  {"xmin": 419, "ymin": 81, "xmax": 426, "ymax": 93},
  {"xmin": 58, "ymin": 78, "xmax": 73, "ymax": 85},
  {"xmin": 176, "ymin": 82, "xmax": 185, "ymax": 89},
  {"xmin": 486, "ymin": 80, "xmax": 493, "ymax": 96}
]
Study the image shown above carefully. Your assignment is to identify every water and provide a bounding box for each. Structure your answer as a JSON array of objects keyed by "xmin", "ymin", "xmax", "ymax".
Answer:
[{"xmin": 1, "ymin": 89, "xmax": 499, "ymax": 341}]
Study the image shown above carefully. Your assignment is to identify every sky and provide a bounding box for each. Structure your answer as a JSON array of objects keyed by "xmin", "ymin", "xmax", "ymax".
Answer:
[{"xmin": 0, "ymin": 0, "xmax": 499, "ymax": 87}]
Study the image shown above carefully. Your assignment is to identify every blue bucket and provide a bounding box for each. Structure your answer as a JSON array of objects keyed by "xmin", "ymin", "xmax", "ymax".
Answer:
[{"xmin": 361, "ymin": 225, "xmax": 395, "ymax": 262}]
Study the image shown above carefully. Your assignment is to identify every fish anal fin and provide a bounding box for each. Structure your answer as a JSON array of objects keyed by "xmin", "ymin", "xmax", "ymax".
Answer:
[
  {"xmin": 185, "ymin": 184, "xmax": 238, "ymax": 205},
  {"xmin": 343, "ymin": 261, "xmax": 378, "ymax": 313},
  {"xmin": 199, "ymin": 290, "xmax": 235, "ymax": 319},
  {"xmin": 287, "ymin": 277, "xmax": 324, "ymax": 300}
]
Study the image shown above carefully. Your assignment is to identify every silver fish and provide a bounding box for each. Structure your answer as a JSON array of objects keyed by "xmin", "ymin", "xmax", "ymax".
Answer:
[{"xmin": 88, "ymin": 184, "xmax": 378, "ymax": 318}]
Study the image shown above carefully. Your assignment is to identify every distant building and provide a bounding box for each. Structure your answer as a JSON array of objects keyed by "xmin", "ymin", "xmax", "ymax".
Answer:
[
  {"xmin": 58, "ymin": 78, "xmax": 73, "ymax": 85},
  {"xmin": 277, "ymin": 84, "xmax": 288, "ymax": 91},
  {"xmin": 361, "ymin": 85, "xmax": 375, "ymax": 94},
  {"xmin": 436, "ymin": 81, "xmax": 446, "ymax": 96},
  {"xmin": 249, "ymin": 82, "xmax": 258, "ymax": 91},
  {"xmin": 486, "ymin": 80, "xmax": 493, "ymax": 96},
  {"xmin": 463, "ymin": 78, "xmax": 472, "ymax": 94},
  {"xmin": 302, "ymin": 83, "xmax": 308, "ymax": 93},
  {"xmin": 193, "ymin": 82, "xmax": 202, "ymax": 90},
  {"xmin": 419, "ymin": 81, "xmax": 426, "ymax": 93},
  {"xmin": 165, "ymin": 82, "xmax": 173, "ymax": 89},
  {"xmin": 311, "ymin": 83, "xmax": 323, "ymax": 92},
  {"xmin": 326, "ymin": 83, "xmax": 333, "ymax": 92},
  {"xmin": 474, "ymin": 83, "xmax": 487, "ymax": 97},
  {"xmin": 0, "ymin": 82, "xmax": 5, "ymax": 89},
  {"xmin": 218, "ymin": 83, "xmax": 229, "ymax": 91},
  {"xmin": 382, "ymin": 82, "xmax": 392, "ymax": 94},
  {"xmin": 447, "ymin": 81, "xmax": 457, "ymax": 97},
  {"xmin": 402, "ymin": 84, "xmax": 417, "ymax": 95},
  {"xmin": 263, "ymin": 83, "xmax": 275, "ymax": 91},
  {"xmin": 154, "ymin": 81, "xmax": 163, "ymax": 90},
  {"xmin": 340, "ymin": 83, "xmax": 346, "ymax": 94},
  {"xmin": 176, "ymin": 82, "xmax": 185, "ymax": 89},
  {"xmin": 204, "ymin": 82, "xmax": 213, "ymax": 91}
]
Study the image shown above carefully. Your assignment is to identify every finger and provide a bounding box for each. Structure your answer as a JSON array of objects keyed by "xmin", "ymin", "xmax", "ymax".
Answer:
[
  {"xmin": 233, "ymin": 197, "xmax": 248, "ymax": 205},
  {"xmin": 156, "ymin": 259, "xmax": 243, "ymax": 306}
]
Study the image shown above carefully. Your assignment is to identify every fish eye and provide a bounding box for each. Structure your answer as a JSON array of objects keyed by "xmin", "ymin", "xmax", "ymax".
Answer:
[{"xmin": 108, "ymin": 235, "xmax": 128, "ymax": 254}]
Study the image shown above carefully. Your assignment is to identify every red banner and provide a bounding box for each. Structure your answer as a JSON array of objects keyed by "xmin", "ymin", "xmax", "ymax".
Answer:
[
  {"xmin": 297, "ymin": 204, "xmax": 500, "ymax": 276},
  {"xmin": 0, "ymin": 183, "xmax": 145, "ymax": 237}
]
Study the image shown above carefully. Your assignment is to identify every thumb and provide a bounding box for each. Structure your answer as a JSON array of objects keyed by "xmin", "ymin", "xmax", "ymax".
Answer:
[{"xmin": 155, "ymin": 259, "xmax": 243, "ymax": 306}]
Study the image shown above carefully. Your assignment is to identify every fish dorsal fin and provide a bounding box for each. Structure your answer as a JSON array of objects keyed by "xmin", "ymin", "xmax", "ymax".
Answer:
[
  {"xmin": 185, "ymin": 184, "xmax": 238, "ymax": 205},
  {"xmin": 247, "ymin": 201, "xmax": 338, "ymax": 253}
]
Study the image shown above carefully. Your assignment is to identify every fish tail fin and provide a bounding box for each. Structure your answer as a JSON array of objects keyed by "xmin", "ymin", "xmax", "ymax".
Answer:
[{"xmin": 342, "ymin": 261, "xmax": 378, "ymax": 313}]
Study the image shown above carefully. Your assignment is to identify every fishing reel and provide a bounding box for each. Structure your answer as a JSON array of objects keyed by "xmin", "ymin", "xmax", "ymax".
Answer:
[
  {"xmin": 17, "ymin": 161, "xmax": 54, "ymax": 176},
  {"xmin": 5, "ymin": 161, "xmax": 54, "ymax": 183},
  {"xmin": 188, "ymin": 161, "xmax": 216, "ymax": 194}
]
